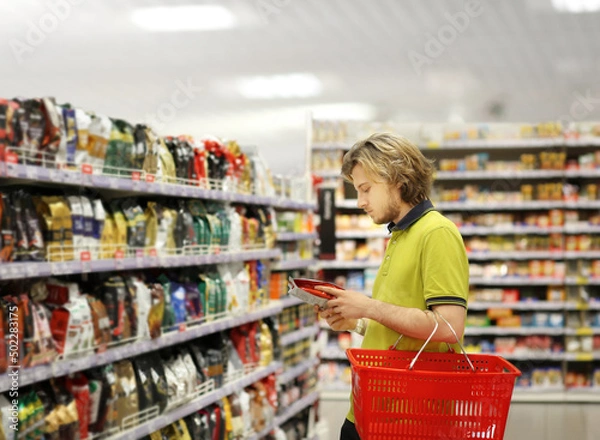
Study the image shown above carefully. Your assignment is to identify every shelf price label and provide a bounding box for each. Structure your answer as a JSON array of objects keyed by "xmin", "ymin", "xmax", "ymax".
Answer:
[
  {"xmin": 131, "ymin": 171, "xmax": 141, "ymax": 181},
  {"xmin": 575, "ymin": 353, "xmax": 593, "ymax": 361},
  {"xmin": 80, "ymin": 251, "xmax": 92, "ymax": 273},
  {"xmin": 114, "ymin": 249, "xmax": 125, "ymax": 270},
  {"xmin": 145, "ymin": 174, "xmax": 155, "ymax": 183},
  {"xmin": 575, "ymin": 328, "xmax": 593, "ymax": 336},
  {"xmin": 135, "ymin": 249, "xmax": 145, "ymax": 268},
  {"xmin": 81, "ymin": 163, "xmax": 93, "ymax": 185}
]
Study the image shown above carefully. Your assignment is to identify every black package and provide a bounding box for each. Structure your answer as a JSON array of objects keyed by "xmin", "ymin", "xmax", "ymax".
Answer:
[
  {"xmin": 11, "ymin": 191, "xmax": 29, "ymax": 261},
  {"xmin": 1, "ymin": 192, "xmax": 16, "ymax": 262},
  {"xmin": 183, "ymin": 413, "xmax": 204, "ymax": 440},
  {"xmin": 123, "ymin": 276, "xmax": 139, "ymax": 339},
  {"xmin": 133, "ymin": 355, "xmax": 154, "ymax": 411},
  {"xmin": 175, "ymin": 201, "xmax": 196, "ymax": 249},
  {"xmin": 98, "ymin": 276, "xmax": 127, "ymax": 342},
  {"xmin": 22, "ymin": 191, "xmax": 45, "ymax": 261},
  {"xmin": 146, "ymin": 354, "xmax": 169, "ymax": 413},
  {"xmin": 121, "ymin": 199, "xmax": 146, "ymax": 248},
  {"xmin": 132, "ymin": 124, "xmax": 148, "ymax": 170}
]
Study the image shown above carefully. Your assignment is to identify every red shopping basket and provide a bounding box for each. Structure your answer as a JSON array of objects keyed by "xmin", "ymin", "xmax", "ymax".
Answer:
[{"xmin": 347, "ymin": 314, "xmax": 521, "ymax": 440}]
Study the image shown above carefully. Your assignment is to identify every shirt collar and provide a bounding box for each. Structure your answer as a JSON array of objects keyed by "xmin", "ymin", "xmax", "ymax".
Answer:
[{"xmin": 387, "ymin": 199, "xmax": 434, "ymax": 233}]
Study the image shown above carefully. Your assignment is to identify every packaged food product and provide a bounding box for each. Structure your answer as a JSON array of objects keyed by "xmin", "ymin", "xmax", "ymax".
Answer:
[
  {"xmin": 104, "ymin": 119, "xmax": 135, "ymax": 176},
  {"xmin": 86, "ymin": 295, "xmax": 112, "ymax": 352},
  {"xmin": 74, "ymin": 108, "xmax": 91, "ymax": 165},
  {"xmin": 113, "ymin": 360, "xmax": 140, "ymax": 428},
  {"xmin": 0, "ymin": 193, "xmax": 16, "ymax": 262},
  {"xmin": 87, "ymin": 114, "xmax": 112, "ymax": 169},
  {"xmin": 67, "ymin": 195, "xmax": 85, "ymax": 257}
]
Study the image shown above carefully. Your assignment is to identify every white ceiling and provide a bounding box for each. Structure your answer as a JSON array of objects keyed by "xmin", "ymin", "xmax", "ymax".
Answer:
[{"xmin": 1, "ymin": 0, "xmax": 600, "ymax": 174}]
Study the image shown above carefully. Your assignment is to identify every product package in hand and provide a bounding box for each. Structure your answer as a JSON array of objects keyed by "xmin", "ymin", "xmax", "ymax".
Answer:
[{"xmin": 287, "ymin": 277, "xmax": 342, "ymax": 310}]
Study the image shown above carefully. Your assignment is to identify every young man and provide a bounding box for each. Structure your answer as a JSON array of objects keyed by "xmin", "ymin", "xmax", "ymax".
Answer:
[{"xmin": 315, "ymin": 132, "xmax": 469, "ymax": 440}]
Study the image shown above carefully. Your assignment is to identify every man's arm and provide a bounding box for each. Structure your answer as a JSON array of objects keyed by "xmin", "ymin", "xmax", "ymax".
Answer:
[
  {"xmin": 365, "ymin": 301, "xmax": 466, "ymax": 344},
  {"xmin": 319, "ymin": 287, "xmax": 466, "ymax": 343}
]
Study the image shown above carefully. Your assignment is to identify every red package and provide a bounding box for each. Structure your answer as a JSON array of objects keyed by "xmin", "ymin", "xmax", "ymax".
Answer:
[{"xmin": 66, "ymin": 373, "xmax": 90, "ymax": 440}]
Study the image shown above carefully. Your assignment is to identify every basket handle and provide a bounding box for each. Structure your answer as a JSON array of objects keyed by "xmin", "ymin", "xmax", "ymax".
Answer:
[{"xmin": 391, "ymin": 310, "xmax": 475, "ymax": 372}]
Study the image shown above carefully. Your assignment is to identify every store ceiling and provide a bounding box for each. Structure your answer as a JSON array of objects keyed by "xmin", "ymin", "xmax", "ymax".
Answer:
[{"xmin": 2, "ymin": 0, "xmax": 600, "ymax": 173}]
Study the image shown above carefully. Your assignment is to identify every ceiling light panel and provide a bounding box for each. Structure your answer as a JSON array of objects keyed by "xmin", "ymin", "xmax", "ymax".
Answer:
[
  {"xmin": 131, "ymin": 5, "xmax": 237, "ymax": 32},
  {"xmin": 237, "ymin": 73, "xmax": 323, "ymax": 99}
]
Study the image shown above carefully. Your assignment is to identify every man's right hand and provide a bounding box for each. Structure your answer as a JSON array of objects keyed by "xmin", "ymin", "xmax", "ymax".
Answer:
[{"xmin": 314, "ymin": 305, "xmax": 358, "ymax": 332}]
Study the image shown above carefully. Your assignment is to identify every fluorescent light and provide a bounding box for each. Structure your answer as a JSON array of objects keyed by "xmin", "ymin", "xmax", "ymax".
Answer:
[
  {"xmin": 551, "ymin": 0, "xmax": 600, "ymax": 13},
  {"xmin": 237, "ymin": 73, "xmax": 323, "ymax": 99},
  {"xmin": 310, "ymin": 102, "xmax": 377, "ymax": 121},
  {"xmin": 131, "ymin": 5, "xmax": 237, "ymax": 32}
]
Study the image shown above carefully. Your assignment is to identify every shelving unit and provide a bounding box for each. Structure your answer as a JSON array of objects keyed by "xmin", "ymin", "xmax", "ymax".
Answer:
[
  {"xmin": 310, "ymin": 117, "xmax": 600, "ymax": 398},
  {"xmin": 0, "ymin": 139, "xmax": 320, "ymax": 438}
]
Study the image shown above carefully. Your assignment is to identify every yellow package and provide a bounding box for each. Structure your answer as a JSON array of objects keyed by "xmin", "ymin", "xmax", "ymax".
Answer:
[
  {"xmin": 144, "ymin": 203, "xmax": 158, "ymax": 249},
  {"xmin": 163, "ymin": 208, "xmax": 178, "ymax": 252},
  {"xmin": 111, "ymin": 207, "xmax": 128, "ymax": 253},
  {"xmin": 157, "ymin": 137, "xmax": 177, "ymax": 183},
  {"xmin": 100, "ymin": 214, "xmax": 117, "ymax": 259}
]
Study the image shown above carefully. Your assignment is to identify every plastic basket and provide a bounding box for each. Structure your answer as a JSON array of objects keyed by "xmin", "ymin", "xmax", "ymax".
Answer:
[{"xmin": 347, "ymin": 313, "xmax": 521, "ymax": 440}]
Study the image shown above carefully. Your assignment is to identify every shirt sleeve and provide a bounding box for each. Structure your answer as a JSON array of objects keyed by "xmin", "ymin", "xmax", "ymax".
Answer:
[{"xmin": 420, "ymin": 225, "xmax": 469, "ymax": 309}]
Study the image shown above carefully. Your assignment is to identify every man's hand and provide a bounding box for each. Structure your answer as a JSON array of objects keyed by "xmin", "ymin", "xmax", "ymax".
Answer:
[
  {"xmin": 315, "ymin": 304, "xmax": 357, "ymax": 332},
  {"xmin": 314, "ymin": 286, "xmax": 371, "ymax": 331}
]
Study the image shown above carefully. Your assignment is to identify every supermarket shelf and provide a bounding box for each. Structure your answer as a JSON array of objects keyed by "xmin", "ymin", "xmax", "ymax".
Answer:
[
  {"xmin": 565, "ymin": 277, "xmax": 600, "ymax": 286},
  {"xmin": 250, "ymin": 391, "xmax": 320, "ymax": 439},
  {"xmin": 435, "ymin": 170, "xmax": 564, "ymax": 180},
  {"xmin": 275, "ymin": 391, "xmax": 320, "ymax": 426},
  {"xmin": 464, "ymin": 326, "xmax": 566, "ymax": 336},
  {"xmin": 312, "ymin": 169, "xmax": 342, "ymax": 178},
  {"xmin": 564, "ymin": 352, "xmax": 600, "ymax": 361},
  {"xmin": 311, "ymin": 143, "xmax": 349, "ymax": 150},
  {"xmin": 320, "ymin": 388, "xmax": 352, "ymax": 399},
  {"xmin": 512, "ymin": 388, "xmax": 600, "ymax": 403},
  {"xmin": 313, "ymin": 138, "xmax": 600, "ymax": 152},
  {"xmin": 564, "ymin": 328, "xmax": 600, "ymax": 336},
  {"xmin": 336, "ymin": 229, "xmax": 389, "ymax": 239},
  {"xmin": 0, "ymin": 161, "xmax": 315, "ymax": 211},
  {"xmin": 501, "ymin": 352, "xmax": 567, "ymax": 361},
  {"xmin": 320, "ymin": 386, "xmax": 600, "ymax": 403},
  {"xmin": 278, "ymin": 358, "xmax": 320, "ymax": 385},
  {"xmin": 436, "ymin": 201, "xmax": 566, "ymax": 211},
  {"xmin": 280, "ymin": 324, "xmax": 320, "ymax": 347},
  {"xmin": 564, "ymin": 301, "xmax": 600, "ymax": 311},
  {"xmin": 316, "ymin": 260, "xmax": 381, "ymax": 270},
  {"xmin": 335, "ymin": 199, "xmax": 359, "ymax": 209},
  {"xmin": 565, "ymin": 200, "xmax": 600, "ymax": 209},
  {"xmin": 563, "ymin": 224, "xmax": 600, "ymax": 234},
  {"xmin": 564, "ymin": 251, "xmax": 600, "ymax": 259},
  {"xmin": 276, "ymin": 231, "xmax": 318, "ymax": 242},
  {"xmin": 468, "ymin": 251, "xmax": 565, "ymax": 261},
  {"xmin": 272, "ymin": 258, "xmax": 317, "ymax": 271},
  {"xmin": 468, "ymin": 301, "xmax": 566, "ymax": 311},
  {"xmin": 469, "ymin": 277, "xmax": 564, "ymax": 286},
  {"xmin": 106, "ymin": 362, "xmax": 282, "ymax": 440},
  {"xmin": 459, "ymin": 225, "xmax": 564, "ymax": 235},
  {"xmin": 0, "ymin": 248, "xmax": 282, "ymax": 281},
  {"xmin": 279, "ymin": 295, "xmax": 305, "ymax": 309},
  {"xmin": 432, "ymin": 138, "xmax": 564, "ymax": 149},
  {"xmin": 565, "ymin": 137, "xmax": 600, "ymax": 147},
  {"xmin": 0, "ymin": 302, "xmax": 283, "ymax": 392},
  {"xmin": 565, "ymin": 169, "xmax": 600, "ymax": 178},
  {"xmin": 320, "ymin": 348, "xmax": 348, "ymax": 361}
]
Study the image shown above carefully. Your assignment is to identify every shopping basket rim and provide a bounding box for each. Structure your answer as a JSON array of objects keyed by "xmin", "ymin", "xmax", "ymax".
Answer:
[{"xmin": 346, "ymin": 347, "xmax": 522, "ymax": 377}]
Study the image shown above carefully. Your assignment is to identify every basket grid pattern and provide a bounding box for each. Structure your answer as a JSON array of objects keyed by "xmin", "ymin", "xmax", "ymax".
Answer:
[{"xmin": 348, "ymin": 348, "xmax": 520, "ymax": 440}]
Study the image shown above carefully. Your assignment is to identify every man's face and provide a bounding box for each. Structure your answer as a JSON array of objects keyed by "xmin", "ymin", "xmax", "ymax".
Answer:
[{"xmin": 352, "ymin": 164, "xmax": 402, "ymax": 225}]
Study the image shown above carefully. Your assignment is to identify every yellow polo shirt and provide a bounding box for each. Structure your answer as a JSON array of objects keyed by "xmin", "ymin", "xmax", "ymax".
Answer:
[{"xmin": 347, "ymin": 200, "xmax": 469, "ymax": 423}]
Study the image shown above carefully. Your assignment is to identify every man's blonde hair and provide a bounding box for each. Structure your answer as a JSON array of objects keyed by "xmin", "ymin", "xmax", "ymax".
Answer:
[{"xmin": 341, "ymin": 132, "xmax": 434, "ymax": 205}]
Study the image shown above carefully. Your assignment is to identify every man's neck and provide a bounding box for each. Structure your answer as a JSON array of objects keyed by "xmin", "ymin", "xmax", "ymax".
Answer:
[{"xmin": 394, "ymin": 201, "xmax": 415, "ymax": 224}]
